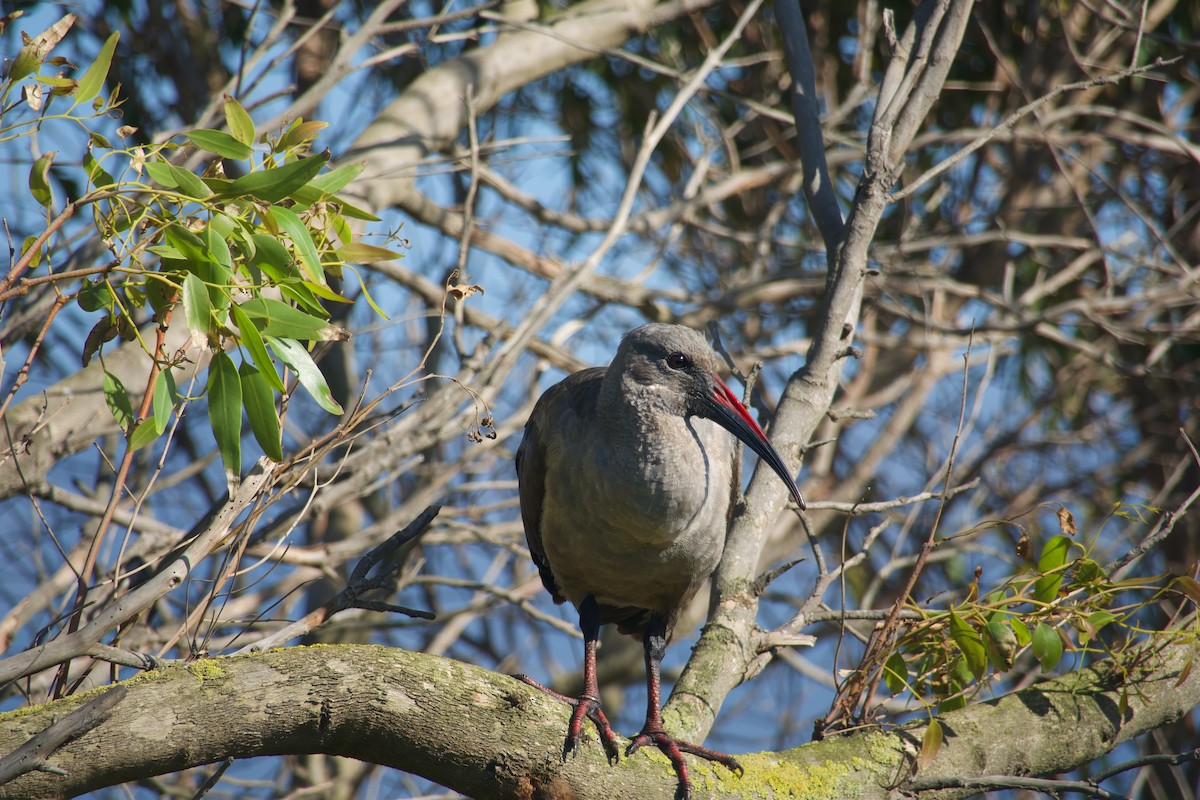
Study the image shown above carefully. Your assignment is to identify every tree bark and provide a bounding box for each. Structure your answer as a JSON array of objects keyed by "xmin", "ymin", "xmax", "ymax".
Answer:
[{"xmin": 1, "ymin": 633, "xmax": 1196, "ymax": 799}]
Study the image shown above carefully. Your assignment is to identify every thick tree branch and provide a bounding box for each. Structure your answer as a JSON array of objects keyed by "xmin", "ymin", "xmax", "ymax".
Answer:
[{"xmin": 1, "ymin": 629, "xmax": 1196, "ymax": 800}]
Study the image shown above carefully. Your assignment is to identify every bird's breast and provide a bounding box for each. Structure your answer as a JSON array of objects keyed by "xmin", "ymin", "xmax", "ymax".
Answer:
[{"xmin": 538, "ymin": 416, "xmax": 734, "ymax": 613}]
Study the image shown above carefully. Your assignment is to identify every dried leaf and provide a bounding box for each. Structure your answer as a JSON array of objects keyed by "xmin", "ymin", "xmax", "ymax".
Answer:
[
  {"xmin": 448, "ymin": 283, "xmax": 484, "ymax": 300},
  {"xmin": 1016, "ymin": 529, "xmax": 1030, "ymax": 559},
  {"xmin": 1057, "ymin": 506, "xmax": 1076, "ymax": 536}
]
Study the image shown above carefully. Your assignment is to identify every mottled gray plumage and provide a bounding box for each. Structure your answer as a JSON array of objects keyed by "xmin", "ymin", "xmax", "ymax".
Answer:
[{"xmin": 514, "ymin": 323, "xmax": 804, "ymax": 798}]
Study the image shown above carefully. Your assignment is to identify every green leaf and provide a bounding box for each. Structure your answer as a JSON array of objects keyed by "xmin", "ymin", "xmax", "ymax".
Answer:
[
  {"xmin": 144, "ymin": 159, "xmax": 177, "ymax": 188},
  {"xmin": 103, "ymin": 370, "xmax": 134, "ymax": 432},
  {"xmin": 918, "ymin": 718, "xmax": 942, "ymax": 770},
  {"xmin": 949, "ymin": 610, "xmax": 986, "ymax": 680},
  {"xmin": 223, "ymin": 150, "xmax": 330, "ymax": 203},
  {"xmin": 1175, "ymin": 576, "xmax": 1200, "ymax": 607},
  {"xmin": 167, "ymin": 165, "xmax": 213, "ymax": 199},
  {"xmin": 231, "ymin": 303, "xmax": 286, "ymax": 392},
  {"xmin": 1033, "ymin": 535, "xmax": 1073, "ymax": 604},
  {"xmin": 983, "ymin": 619, "xmax": 1017, "ymax": 671},
  {"xmin": 267, "ymin": 336, "xmax": 343, "ymax": 415},
  {"xmin": 248, "ymin": 233, "xmax": 295, "ymax": 277},
  {"xmin": 83, "ymin": 145, "xmax": 114, "ymax": 188},
  {"xmin": 1073, "ymin": 558, "xmax": 1105, "ymax": 585},
  {"xmin": 78, "ymin": 278, "xmax": 113, "ymax": 312},
  {"xmin": 186, "ymin": 129, "xmax": 253, "ymax": 161},
  {"xmin": 238, "ymin": 297, "xmax": 346, "ymax": 342},
  {"xmin": 346, "ymin": 265, "xmax": 389, "ymax": 319},
  {"xmin": 208, "ymin": 352, "xmax": 243, "ymax": 477},
  {"xmin": 239, "ymin": 362, "xmax": 282, "ymax": 462},
  {"xmin": 1038, "ymin": 535, "xmax": 1072, "ymax": 572},
  {"xmin": 129, "ymin": 418, "xmax": 160, "ymax": 452},
  {"xmin": 163, "ymin": 226, "xmax": 208, "ymax": 264},
  {"xmin": 1009, "ymin": 616, "xmax": 1031, "ymax": 647},
  {"xmin": 308, "ymin": 161, "xmax": 365, "ymax": 196},
  {"xmin": 21, "ymin": 236, "xmax": 44, "ymax": 270},
  {"xmin": 204, "ymin": 224, "xmax": 233, "ymax": 271},
  {"xmin": 151, "ymin": 369, "xmax": 173, "ymax": 434},
  {"xmin": 29, "ymin": 151, "xmax": 57, "ymax": 209},
  {"xmin": 336, "ymin": 242, "xmax": 404, "ymax": 264},
  {"xmin": 269, "ymin": 205, "xmax": 324, "ymax": 285},
  {"xmin": 277, "ymin": 120, "xmax": 328, "ymax": 151},
  {"xmin": 182, "ymin": 272, "xmax": 212, "ymax": 338},
  {"xmin": 73, "ymin": 30, "xmax": 118, "ymax": 107},
  {"xmin": 937, "ymin": 692, "xmax": 966, "ymax": 712},
  {"xmin": 1080, "ymin": 610, "xmax": 1118, "ymax": 645},
  {"xmin": 883, "ymin": 652, "xmax": 907, "ymax": 695},
  {"xmin": 1032, "ymin": 622, "xmax": 1063, "ymax": 671},
  {"xmin": 1033, "ymin": 573, "xmax": 1064, "ymax": 605},
  {"xmin": 223, "ymin": 94, "xmax": 256, "ymax": 146}
]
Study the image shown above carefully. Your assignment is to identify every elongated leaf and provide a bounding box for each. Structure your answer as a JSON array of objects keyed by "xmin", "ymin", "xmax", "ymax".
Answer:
[
  {"xmin": 918, "ymin": 719, "xmax": 942, "ymax": 771},
  {"xmin": 103, "ymin": 370, "xmax": 134, "ymax": 432},
  {"xmin": 204, "ymin": 224, "xmax": 233, "ymax": 270},
  {"xmin": 224, "ymin": 94, "xmax": 256, "ymax": 146},
  {"xmin": 83, "ymin": 145, "xmax": 114, "ymax": 188},
  {"xmin": 270, "ymin": 206, "xmax": 326, "ymax": 284},
  {"xmin": 267, "ymin": 336, "xmax": 343, "ymax": 415},
  {"xmin": 163, "ymin": 226, "xmax": 208, "ymax": 264},
  {"xmin": 1033, "ymin": 573, "xmax": 1064, "ymax": 605},
  {"xmin": 269, "ymin": 205, "xmax": 324, "ymax": 284},
  {"xmin": 208, "ymin": 352, "xmax": 243, "ymax": 476},
  {"xmin": 1080, "ymin": 610, "xmax": 1118, "ymax": 645},
  {"xmin": 167, "ymin": 164, "xmax": 212, "ymax": 199},
  {"xmin": 231, "ymin": 303, "xmax": 286, "ymax": 392},
  {"xmin": 152, "ymin": 369, "xmax": 173, "ymax": 434},
  {"xmin": 1009, "ymin": 616, "xmax": 1031, "ymax": 647},
  {"xmin": 144, "ymin": 159, "xmax": 177, "ymax": 188},
  {"xmin": 278, "ymin": 120, "xmax": 328, "ymax": 151},
  {"xmin": 224, "ymin": 151, "xmax": 330, "ymax": 203},
  {"xmin": 239, "ymin": 297, "xmax": 346, "ymax": 342},
  {"xmin": 1032, "ymin": 622, "xmax": 1063, "ymax": 671},
  {"xmin": 1033, "ymin": 535, "xmax": 1073, "ymax": 604},
  {"xmin": 186, "ymin": 129, "xmax": 253, "ymax": 161},
  {"xmin": 337, "ymin": 242, "xmax": 404, "ymax": 264},
  {"xmin": 248, "ymin": 233, "xmax": 295, "ymax": 277},
  {"xmin": 129, "ymin": 418, "xmax": 160, "ymax": 452},
  {"xmin": 182, "ymin": 273, "xmax": 211, "ymax": 338},
  {"xmin": 949, "ymin": 610, "xmax": 986, "ymax": 680},
  {"xmin": 29, "ymin": 151, "xmax": 56, "ymax": 209},
  {"xmin": 1038, "ymin": 535, "xmax": 1072, "ymax": 572},
  {"xmin": 1173, "ymin": 575, "xmax": 1200, "ymax": 607},
  {"xmin": 346, "ymin": 265, "xmax": 388, "ymax": 319},
  {"xmin": 883, "ymin": 652, "xmax": 907, "ymax": 695},
  {"xmin": 73, "ymin": 30, "xmax": 119, "ymax": 106},
  {"xmin": 309, "ymin": 161, "xmax": 365, "ymax": 195},
  {"xmin": 239, "ymin": 362, "xmax": 282, "ymax": 462}
]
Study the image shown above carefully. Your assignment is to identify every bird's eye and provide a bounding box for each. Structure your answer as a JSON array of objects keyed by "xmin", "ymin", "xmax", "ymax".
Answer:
[{"xmin": 665, "ymin": 352, "xmax": 691, "ymax": 370}]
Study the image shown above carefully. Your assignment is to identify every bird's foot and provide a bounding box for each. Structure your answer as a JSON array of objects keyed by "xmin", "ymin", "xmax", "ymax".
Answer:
[
  {"xmin": 626, "ymin": 726, "xmax": 743, "ymax": 800},
  {"xmin": 512, "ymin": 674, "xmax": 620, "ymax": 765}
]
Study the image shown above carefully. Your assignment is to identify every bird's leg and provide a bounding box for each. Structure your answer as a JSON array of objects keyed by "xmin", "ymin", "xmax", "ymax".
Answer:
[
  {"xmin": 625, "ymin": 614, "xmax": 743, "ymax": 799},
  {"xmin": 515, "ymin": 595, "xmax": 620, "ymax": 764}
]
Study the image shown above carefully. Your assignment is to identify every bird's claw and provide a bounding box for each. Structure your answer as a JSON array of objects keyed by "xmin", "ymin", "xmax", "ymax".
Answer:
[
  {"xmin": 514, "ymin": 675, "xmax": 619, "ymax": 764},
  {"xmin": 563, "ymin": 692, "xmax": 620, "ymax": 764},
  {"xmin": 626, "ymin": 727, "xmax": 743, "ymax": 799}
]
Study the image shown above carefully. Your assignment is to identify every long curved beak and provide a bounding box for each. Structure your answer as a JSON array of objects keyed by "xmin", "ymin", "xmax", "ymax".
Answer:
[{"xmin": 698, "ymin": 374, "xmax": 806, "ymax": 510}]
